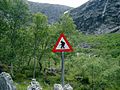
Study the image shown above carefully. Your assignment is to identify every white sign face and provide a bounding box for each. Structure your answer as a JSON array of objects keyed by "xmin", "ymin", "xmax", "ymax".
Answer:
[{"xmin": 56, "ymin": 37, "xmax": 70, "ymax": 50}]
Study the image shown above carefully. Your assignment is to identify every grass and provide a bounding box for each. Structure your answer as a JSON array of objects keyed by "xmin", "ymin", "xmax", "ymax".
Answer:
[{"xmin": 15, "ymin": 79, "xmax": 54, "ymax": 90}]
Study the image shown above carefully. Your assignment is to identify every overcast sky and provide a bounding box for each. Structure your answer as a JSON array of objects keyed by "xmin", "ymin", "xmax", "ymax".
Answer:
[{"xmin": 28, "ymin": 0, "xmax": 89, "ymax": 7}]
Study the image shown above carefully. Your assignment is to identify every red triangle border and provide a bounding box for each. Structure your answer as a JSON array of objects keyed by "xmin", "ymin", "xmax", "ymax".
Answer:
[{"xmin": 52, "ymin": 33, "xmax": 73, "ymax": 52}]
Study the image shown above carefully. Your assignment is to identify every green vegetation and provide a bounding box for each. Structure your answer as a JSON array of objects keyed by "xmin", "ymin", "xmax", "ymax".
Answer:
[{"xmin": 0, "ymin": 0, "xmax": 120, "ymax": 90}]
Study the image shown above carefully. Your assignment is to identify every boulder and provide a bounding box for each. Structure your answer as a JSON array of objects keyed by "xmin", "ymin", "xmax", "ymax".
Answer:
[
  {"xmin": 64, "ymin": 84, "xmax": 73, "ymax": 90},
  {"xmin": 54, "ymin": 84, "xmax": 63, "ymax": 90},
  {"xmin": 27, "ymin": 78, "xmax": 42, "ymax": 90},
  {"xmin": 0, "ymin": 72, "xmax": 16, "ymax": 90},
  {"xmin": 54, "ymin": 84, "xmax": 73, "ymax": 90}
]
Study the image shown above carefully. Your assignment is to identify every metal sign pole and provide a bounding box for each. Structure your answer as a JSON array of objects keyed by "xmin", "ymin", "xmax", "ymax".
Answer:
[
  {"xmin": 52, "ymin": 33, "xmax": 73, "ymax": 89},
  {"xmin": 61, "ymin": 52, "xmax": 65, "ymax": 88}
]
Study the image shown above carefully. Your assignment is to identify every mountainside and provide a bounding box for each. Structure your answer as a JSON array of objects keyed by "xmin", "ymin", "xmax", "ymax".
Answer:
[
  {"xmin": 28, "ymin": 1, "xmax": 72, "ymax": 23},
  {"xmin": 70, "ymin": 0, "xmax": 120, "ymax": 34}
]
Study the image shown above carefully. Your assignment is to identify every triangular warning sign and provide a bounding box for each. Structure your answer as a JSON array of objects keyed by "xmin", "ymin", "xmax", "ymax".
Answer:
[{"xmin": 52, "ymin": 33, "xmax": 73, "ymax": 52}]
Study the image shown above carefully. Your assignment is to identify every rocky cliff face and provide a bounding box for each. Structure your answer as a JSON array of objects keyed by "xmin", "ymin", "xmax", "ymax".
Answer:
[
  {"xmin": 28, "ymin": 1, "xmax": 72, "ymax": 23},
  {"xmin": 70, "ymin": 0, "xmax": 120, "ymax": 34}
]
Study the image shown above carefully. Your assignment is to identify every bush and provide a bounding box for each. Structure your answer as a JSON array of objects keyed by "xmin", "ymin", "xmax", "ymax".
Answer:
[
  {"xmin": 15, "ymin": 73, "xmax": 26, "ymax": 81},
  {"xmin": 0, "ymin": 64, "xmax": 9, "ymax": 73}
]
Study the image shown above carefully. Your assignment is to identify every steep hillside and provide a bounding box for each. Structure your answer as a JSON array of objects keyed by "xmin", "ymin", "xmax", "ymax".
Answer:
[
  {"xmin": 28, "ymin": 1, "xmax": 72, "ymax": 23},
  {"xmin": 70, "ymin": 0, "xmax": 120, "ymax": 34}
]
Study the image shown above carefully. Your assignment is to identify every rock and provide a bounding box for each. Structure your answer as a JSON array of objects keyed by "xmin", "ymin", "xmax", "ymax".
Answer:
[
  {"xmin": 64, "ymin": 84, "xmax": 73, "ymax": 90},
  {"xmin": 80, "ymin": 43, "xmax": 91, "ymax": 48},
  {"xmin": 70, "ymin": 0, "xmax": 120, "ymax": 34},
  {"xmin": 54, "ymin": 84, "xmax": 73, "ymax": 90},
  {"xmin": 0, "ymin": 72, "xmax": 16, "ymax": 90},
  {"xmin": 54, "ymin": 84, "xmax": 63, "ymax": 90},
  {"xmin": 27, "ymin": 78, "xmax": 42, "ymax": 90}
]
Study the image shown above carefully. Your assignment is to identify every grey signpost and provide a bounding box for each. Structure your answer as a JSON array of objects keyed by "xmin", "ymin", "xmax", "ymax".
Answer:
[
  {"xmin": 52, "ymin": 33, "xmax": 73, "ymax": 89},
  {"xmin": 61, "ymin": 52, "xmax": 65, "ymax": 87}
]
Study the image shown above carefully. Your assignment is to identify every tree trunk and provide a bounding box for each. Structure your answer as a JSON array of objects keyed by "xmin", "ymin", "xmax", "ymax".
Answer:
[
  {"xmin": 38, "ymin": 61, "xmax": 42, "ymax": 73},
  {"xmin": 33, "ymin": 33, "xmax": 37, "ymax": 78},
  {"xmin": 27, "ymin": 55, "xmax": 32, "ymax": 66},
  {"xmin": 10, "ymin": 63, "xmax": 14, "ymax": 77}
]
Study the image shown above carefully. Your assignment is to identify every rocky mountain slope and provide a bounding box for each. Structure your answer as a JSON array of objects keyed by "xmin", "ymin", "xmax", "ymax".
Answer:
[
  {"xmin": 28, "ymin": 1, "xmax": 72, "ymax": 23},
  {"xmin": 70, "ymin": 0, "xmax": 120, "ymax": 34}
]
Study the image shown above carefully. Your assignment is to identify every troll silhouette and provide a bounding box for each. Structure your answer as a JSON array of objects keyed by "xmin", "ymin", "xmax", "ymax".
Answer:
[{"xmin": 61, "ymin": 41, "xmax": 65, "ymax": 48}]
